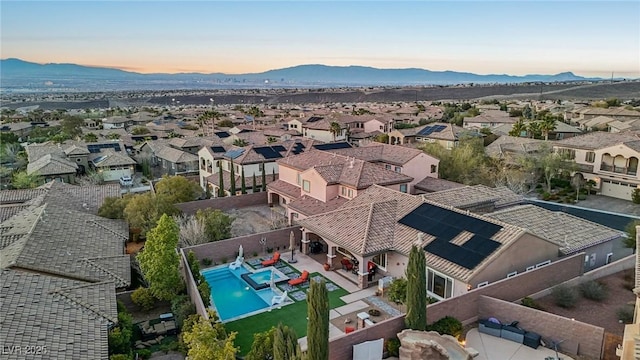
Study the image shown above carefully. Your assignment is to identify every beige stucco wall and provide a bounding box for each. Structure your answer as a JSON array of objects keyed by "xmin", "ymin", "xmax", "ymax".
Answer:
[
  {"xmin": 301, "ymin": 168, "xmax": 329, "ymax": 202},
  {"xmin": 363, "ymin": 119, "xmax": 386, "ymax": 133},
  {"xmin": 277, "ymin": 164, "xmax": 299, "ymax": 185},
  {"xmin": 402, "ymin": 153, "xmax": 439, "ymax": 193},
  {"xmin": 468, "ymin": 232, "xmax": 559, "ymax": 287}
]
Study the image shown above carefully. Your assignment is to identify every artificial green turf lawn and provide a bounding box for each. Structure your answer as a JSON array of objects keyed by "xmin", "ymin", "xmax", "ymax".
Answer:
[{"xmin": 224, "ymin": 272, "xmax": 348, "ymax": 356}]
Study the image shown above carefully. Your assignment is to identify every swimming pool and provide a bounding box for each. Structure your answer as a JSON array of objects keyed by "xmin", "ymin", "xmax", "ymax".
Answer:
[
  {"xmin": 201, "ymin": 266, "xmax": 286, "ymax": 322},
  {"xmin": 248, "ymin": 267, "xmax": 289, "ymax": 285}
]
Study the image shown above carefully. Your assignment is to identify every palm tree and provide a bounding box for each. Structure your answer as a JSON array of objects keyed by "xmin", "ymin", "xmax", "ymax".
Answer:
[
  {"xmin": 526, "ymin": 121, "xmax": 541, "ymax": 139},
  {"xmin": 539, "ymin": 115, "xmax": 557, "ymax": 141},
  {"xmin": 329, "ymin": 122, "xmax": 342, "ymax": 142},
  {"xmin": 509, "ymin": 118, "xmax": 527, "ymax": 137}
]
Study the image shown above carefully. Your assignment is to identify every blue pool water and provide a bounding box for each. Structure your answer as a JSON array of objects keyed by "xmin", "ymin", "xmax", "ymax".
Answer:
[
  {"xmin": 201, "ymin": 266, "xmax": 277, "ymax": 322},
  {"xmin": 248, "ymin": 268, "xmax": 287, "ymax": 284}
]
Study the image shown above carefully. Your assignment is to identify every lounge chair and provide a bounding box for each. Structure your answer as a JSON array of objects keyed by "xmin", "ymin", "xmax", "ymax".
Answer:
[
  {"xmin": 341, "ymin": 258, "xmax": 354, "ymax": 271},
  {"xmin": 261, "ymin": 252, "xmax": 281, "ymax": 267},
  {"xmin": 229, "ymin": 256, "xmax": 244, "ymax": 270},
  {"xmin": 288, "ymin": 270, "xmax": 309, "ymax": 286},
  {"xmin": 270, "ymin": 291, "xmax": 288, "ymax": 307}
]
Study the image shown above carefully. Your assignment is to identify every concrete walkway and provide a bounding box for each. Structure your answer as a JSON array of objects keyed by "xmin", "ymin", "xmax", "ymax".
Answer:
[{"xmin": 465, "ymin": 328, "xmax": 575, "ymax": 360}]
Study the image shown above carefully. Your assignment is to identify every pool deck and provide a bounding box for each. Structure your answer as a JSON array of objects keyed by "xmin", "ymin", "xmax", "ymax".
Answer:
[
  {"xmin": 281, "ymin": 251, "xmax": 383, "ymax": 352},
  {"xmin": 465, "ymin": 328, "xmax": 575, "ymax": 360}
]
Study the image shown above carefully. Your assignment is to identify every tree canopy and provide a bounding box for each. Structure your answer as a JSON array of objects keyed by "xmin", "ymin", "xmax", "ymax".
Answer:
[
  {"xmin": 155, "ymin": 175, "xmax": 202, "ymax": 205},
  {"xmin": 136, "ymin": 214, "xmax": 183, "ymax": 300},
  {"xmin": 182, "ymin": 310, "xmax": 238, "ymax": 360},
  {"xmin": 195, "ymin": 208, "xmax": 234, "ymax": 242},
  {"xmin": 11, "ymin": 171, "xmax": 42, "ymax": 189}
]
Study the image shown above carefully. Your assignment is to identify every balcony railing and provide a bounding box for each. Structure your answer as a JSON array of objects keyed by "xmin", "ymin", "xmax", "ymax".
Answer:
[{"xmin": 600, "ymin": 164, "xmax": 638, "ymax": 176}]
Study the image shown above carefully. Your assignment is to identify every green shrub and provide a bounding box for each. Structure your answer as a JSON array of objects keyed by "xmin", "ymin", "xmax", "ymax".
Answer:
[
  {"xmin": 521, "ymin": 296, "xmax": 544, "ymax": 310},
  {"xmin": 579, "ymin": 280, "xmax": 608, "ymax": 301},
  {"xmin": 385, "ymin": 338, "xmax": 400, "ymax": 357},
  {"xmin": 577, "ymin": 194, "xmax": 587, "ymax": 200},
  {"xmin": 387, "ymin": 277, "xmax": 407, "ymax": 304},
  {"xmin": 159, "ymin": 340, "xmax": 180, "ymax": 354},
  {"xmin": 197, "ymin": 281, "xmax": 211, "ymax": 307},
  {"xmin": 617, "ymin": 305, "xmax": 635, "ymax": 323},
  {"xmin": 171, "ymin": 295, "xmax": 196, "ymax": 329},
  {"xmin": 110, "ymin": 354, "xmax": 132, "ymax": 360},
  {"xmin": 220, "ymin": 256, "xmax": 228, "ymax": 264},
  {"xmin": 135, "ymin": 349, "xmax": 152, "ymax": 359},
  {"xmin": 428, "ymin": 316, "xmax": 463, "ymax": 338},
  {"xmin": 633, "ymin": 189, "xmax": 640, "ymax": 204},
  {"xmin": 131, "ymin": 287, "xmax": 156, "ymax": 311},
  {"xmin": 202, "ymin": 258, "xmax": 212, "ymax": 266},
  {"xmin": 552, "ymin": 284, "xmax": 578, "ymax": 308},
  {"xmin": 541, "ymin": 192, "xmax": 551, "ymax": 200}
]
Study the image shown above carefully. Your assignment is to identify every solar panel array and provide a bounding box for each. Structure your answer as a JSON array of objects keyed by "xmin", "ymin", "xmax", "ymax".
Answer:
[
  {"xmin": 272, "ymin": 145, "xmax": 286, "ymax": 152},
  {"xmin": 313, "ymin": 142, "xmax": 352, "ymax": 151},
  {"xmin": 254, "ymin": 146, "xmax": 283, "ymax": 160},
  {"xmin": 87, "ymin": 143, "xmax": 121, "ymax": 153},
  {"xmin": 398, "ymin": 203, "xmax": 503, "ymax": 270},
  {"xmin": 224, "ymin": 148, "xmax": 245, "ymax": 159},
  {"xmin": 210, "ymin": 146, "xmax": 226, "ymax": 153},
  {"xmin": 215, "ymin": 131, "xmax": 230, "ymax": 138},
  {"xmin": 307, "ymin": 116, "xmax": 323, "ymax": 123},
  {"xmin": 291, "ymin": 142, "xmax": 306, "ymax": 155},
  {"xmin": 417, "ymin": 125, "xmax": 447, "ymax": 136}
]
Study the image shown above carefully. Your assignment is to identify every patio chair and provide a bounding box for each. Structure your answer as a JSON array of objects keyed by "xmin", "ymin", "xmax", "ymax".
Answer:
[
  {"xmin": 341, "ymin": 258, "xmax": 354, "ymax": 271},
  {"xmin": 288, "ymin": 270, "xmax": 309, "ymax": 286},
  {"xmin": 270, "ymin": 291, "xmax": 288, "ymax": 307},
  {"xmin": 261, "ymin": 252, "xmax": 281, "ymax": 267}
]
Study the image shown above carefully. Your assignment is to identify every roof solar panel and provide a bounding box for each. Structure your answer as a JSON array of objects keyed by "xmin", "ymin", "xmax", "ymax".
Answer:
[
  {"xmin": 313, "ymin": 142, "xmax": 352, "ymax": 150},
  {"xmin": 254, "ymin": 146, "xmax": 283, "ymax": 160},
  {"xmin": 224, "ymin": 148, "xmax": 245, "ymax": 159},
  {"xmin": 433, "ymin": 125, "xmax": 446, "ymax": 132},
  {"xmin": 215, "ymin": 131, "xmax": 230, "ymax": 138},
  {"xmin": 398, "ymin": 203, "xmax": 503, "ymax": 270},
  {"xmin": 210, "ymin": 146, "xmax": 226, "ymax": 153},
  {"xmin": 272, "ymin": 145, "xmax": 286, "ymax": 152},
  {"xmin": 307, "ymin": 116, "xmax": 323, "ymax": 123}
]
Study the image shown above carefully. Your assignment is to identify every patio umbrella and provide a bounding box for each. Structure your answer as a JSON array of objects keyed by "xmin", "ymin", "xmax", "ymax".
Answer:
[
  {"xmin": 289, "ymin": 231, "xmax": 296, "ymax": 262},
  {"xmin": 238, "ymin": 245, "xmax": 243, "ymax": 258}
]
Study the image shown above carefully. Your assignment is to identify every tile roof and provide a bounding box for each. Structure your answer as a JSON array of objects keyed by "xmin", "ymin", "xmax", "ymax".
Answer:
[
  {"xmin": 486, "ymin": 204, "xmax": 624, "ymax": 254},
  {"xmin": 267, "ymin": 179, "xmax": 301, "ymax": 200},
  {"xmin": 414, "ymin": 177, "xmax": 465, "ymax": 193},
  {"xmin": 0, "ymin": 204, "xmax": 130, "ymax": 287},
  {"xmin": 422, "ymin": 185, "xmax": 523, "ymax": 209},
  {"xmin": 326, "ymin": 143, "xmax": 426, "ymax": 165},
  {"xmin": 298, "ymin": 185, "xmax": 527, "ymax": 282},
  {"xmin": 484, "ymin": 135, "xmax": 547, "ymax": 159},
  {"xmin": 90, "ymin": 150, "xmax": 137, "ymax": 167},
  {"xmin": 288, "ymin": 195, "xmax": 349, "ymax": 217},
  {"xmin": 279, "ymin": 150, "xmax": 412, "ymax": 189},
  {"xmin": 0, "ymin": 188, "xmax": 47, "ymax": 204},
  {"xmin": 0, "ymin": 269, "xmax": 114, "ymax": 360},
  {"xmin": 27, "ymin": 154, "xmax": 78, "ymax": 176},
  {"xmin": 155, "ymin": 145, "xmax": 198, "ymax": 164},
  {"xmin": 465, "ymin": 110, "xmax": 515, "ymax": 124},
  {"xmin": 554, "ymin": 131, "xmax": 640, "ymax": 150}
]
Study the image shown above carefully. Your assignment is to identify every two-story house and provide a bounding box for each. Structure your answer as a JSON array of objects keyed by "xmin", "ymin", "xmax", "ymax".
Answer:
[
  {"xmin": 554, "ymin": 132, "xmax": 640, "ymax": 200},
  {"xmin": 294, "ymin": 116, "xmax": 348, "ymax": 143},
  {"xmin": 388, "ymin": 122, "xmax": 464, "ymax": 149},
  {"xmin": 199, "ymin": 139, "xmax": 316, "ymax": 196},
  {"xmin": 267, "ymin": 149, "xmax": 413, "ymax": 224},
  {"xmin": 321, "ymin": 142, "xmax": 440, "ymax": 194},
  {"xmin": 463, "ymin": 110, "xmax": 515, "ymax": 130}
]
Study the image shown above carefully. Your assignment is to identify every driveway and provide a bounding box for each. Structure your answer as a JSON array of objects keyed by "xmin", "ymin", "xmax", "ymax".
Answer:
[{"xmin": 465, "ymin": 328, "xmax": 574, "ymax": 360}]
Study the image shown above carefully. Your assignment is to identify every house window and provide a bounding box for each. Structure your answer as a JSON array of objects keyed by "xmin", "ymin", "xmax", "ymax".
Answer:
[
  {"xmin": 297, "ymin": 173, "xmax": 301, "ymax": 185},
  {"xmin": 372, "ymin": 253, "xmax": 387, "ymax": 270},
  {"xmin": 259, "ymin": 163, "xmax": 264, "ymax": 171},
  {"xmin": 394, "ymin": 166, "xmax": 401, "ymax": 173},
  {"xmin": 535, "ymin": 260, "xmax": 551, "ymax": 268},
  {"xmin": 526, "ymin": 265, "xmax": 535, "ymax": 271},
  {"xmin": 476, "ymin": 281, "xmax": 489, "ymax": 288},
  {"xmin": 399, "ymin": 184, "xmax": 408, "ymax": 193},
  {"xmin": 606, "ymin": 253, "xmax": 613, "ymax": 264},
  {"xmin": 589, "ymin": 254, "xmax": 596, "ymax": 267},
  {"xmin": 506, "ymin": 271, "xmax": 518, "ymax": 278},
  {"xmin": 427, "ymin": 268, "xmax": 453, "ymax": 299},
  {"xmin": 302, "ymin": 180, "xmax": 310, "ymax": 192},
  {"xmin": 585, "ymin": 151, "xmax": 595, "ymax": 163},
  {"xmin": 431, "ymin": 165, "xmax": 437, "ymax": 173},
  {"xmin": 385, "ymin": 164, "xmax": 392, "ymax": 170}
]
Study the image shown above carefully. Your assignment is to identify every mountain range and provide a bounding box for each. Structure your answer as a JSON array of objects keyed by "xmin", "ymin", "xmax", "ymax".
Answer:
[{"xmin": 0, "ymin": 58, "xmax": 599, "ymax": 92}]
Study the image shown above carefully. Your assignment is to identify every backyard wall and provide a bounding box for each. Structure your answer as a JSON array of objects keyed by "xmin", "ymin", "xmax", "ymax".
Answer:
[
  {"xmin": 179, "ymin": 249, "xmax": 208, "ymax": 319},
  {"xmin": 176, "ymin": 192, "xmax": 268, "ymax": 215},
  {"xmin": 425, "ymin": 252, "xmax": 585, "ymax": 325},
  {"xmin": 325, "ymin": 253, "xmax": 586, "ymax": 360},
  {"xmin": 478, "ymin": 296, "xmax": 605, "ymax": 359},
  {"xmin": 329, "ymin": 315, "xmax": 406, "ymax": 360},
  {"xmin": 184, "ymin": 226, "xmax": 302, "ymax": 265}
]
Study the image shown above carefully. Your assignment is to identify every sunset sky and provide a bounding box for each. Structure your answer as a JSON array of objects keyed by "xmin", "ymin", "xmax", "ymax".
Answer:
[{"xmin": 2, "ymin": 1, "xmax": 639, "ymax": 78}]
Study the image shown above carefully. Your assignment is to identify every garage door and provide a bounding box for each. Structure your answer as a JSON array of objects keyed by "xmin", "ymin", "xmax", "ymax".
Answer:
[{"xmin": 601, "ymin": 180, "xmax": 634, "ymax": 200}]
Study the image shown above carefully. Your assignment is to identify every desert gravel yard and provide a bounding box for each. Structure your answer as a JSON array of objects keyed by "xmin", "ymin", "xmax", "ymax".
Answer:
[{"xmin": 226, "ymin": 205, "xmax": 288, "ymax": 237}]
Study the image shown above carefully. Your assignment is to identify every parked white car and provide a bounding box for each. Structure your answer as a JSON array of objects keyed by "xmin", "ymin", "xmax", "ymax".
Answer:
[{"xmin": 119, "ymin": 175, "xmax": 133, "ymax": 186}]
